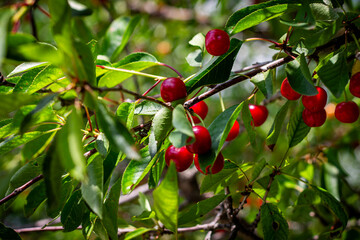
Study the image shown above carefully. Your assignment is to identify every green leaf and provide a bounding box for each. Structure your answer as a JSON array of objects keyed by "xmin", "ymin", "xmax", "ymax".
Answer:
[
  {"xmin": 226, "ymin": 0, "xmax": 298, "ymax": 34},
  {"xmin": 178, "ymin": 194, "xmax": 227, "ymax": 225},
  {"xmin": 13, "ymin": 66, "xmax": 48, "ymax": 92},
  {"xmin": 56, "ymin": 108, "xmax": 86, "ymax": 181},
  {"xmin": 185, "ymin": 39, "xmax": 242, "ymax": 94},
  {"xmin": 61, "ymin": 190, "xmax": 86, "ymax": 232},
  {"xmin": 69, "ymin": 0, "xmax": 93, "ymax": 16},
  {"xmin": 0, "ymin": 8, "xmax": 14, "ymax": 68},
  {"xmin": 297, "ymin": 188, "xmax": 318, "ymax": 206},
  {"xmin": 172, "ymin": 105, "xmax": 194, "ymax": 138},
  {"xmin": 24, "ymin": 181, "xmax": 46, "ymax": 217},
  {"xmin": 186, "ymin": 49, "xmax": 203, "ymax": 67},
  {"xmin": 312, "ymin": 185, "xmax": 348, "ymax": 229},
  {"xmin": 92, "ymin": 96, "xmax": 140, "ymax": 159},
  {"xmin": 111, "ymin": 16, "xmax": 141, "ymax": 61},
  {"xmin": 121, "ymin": 147, "xmax": 153, "ymax": 194},
  {"xmin": 168, "ymin": 130, "xmax": 189, "ymax": 148},
  {"xmin": 73, "ymin": 41, "xmax": 96, "ymax": 86},
  {"xmin": 152, "ymin": 107, "xmax": 173, "ymax": 151},
  {"xmin": 251, "ymin": 71, "xmax": 273, "ymax": 99},
  {"xmin": 148, "ymin": 151, "xmax": 166, "ymax": 189},
  {"xmin": 132, "ymin": 211, "xmax": 156, "ymax": 221},
  {"xmin": 189, "ymin": 33, "xmax": 205, "ymax": 50},
  {"xmin": 124, "ymin": 228, "xmax": 152, "ymax": 240},
  {"xmin": 317, "ymin": 50, "xmax": 349, "ymax": 98},
  {"xmin": 242, "ymin": 101, "xmax": 257, "ymax": 149},
  {"xmin": 153, "ymin": 162, "xmax": 178, "ymax": 234},
  {"xmin": 266, "ymin": 101, "xmax": 291, "ymax": 150},
  {"xmin": 0, "ymin": 131, "xmax": 50, "ymax": 156},
  {"xmin": 103, "ymin": 150, "xmax": 122, "ymax": 185},
  {"xmin": 261, "ymin": 203, "xmax": 289, "ymax": 240},
  {"xmin": 0, "ymin": 93, "xmax": 41, "ymax": 120},
  {"xmin": 208, "ymin": 103, "xmax": 244, "ymax": 155},
  {"xmin": 250, "ymin": 158, "xmax": 267, "ymax": 182},
  {"xmin": 7, "ymin": 62, "xmax": 49, "ymax": 77},
  {"xmin": 98, "ymin": 52, "xmax": 158, "ymax": 88},
  {"xmin": 15, "ymin": 42, "xmax": 62, "ymax": 64},
  {"xmin": 0, "ymin": 223, "xmax": 22, "ymax": 240},
  {"xmin": 46, "ymin": 176, "xmax": 74, "ymax": 218},
  {"xmin": 81, "ymin": 153, "xmax": 104, "ymax": 218},
  {"xmin": 134, "ymin": 101, "xmax": 163, "ymax": 115},
  {"xmin": 200, "ymin": 169, "xmax": 237, "ymax": 194},
  {"xmin": 49, "ymin": 0, "xmax": 72, "ymax": 38},
  {"xmin": 95, "ymin": 133, "xmax": 109, "ymax": 158},
  {"xmin": 103, "ymin": 177, "xmax": 122, "ymax": 240},
  {"xmin": 285, "ymin": 54, "xmax": 317, "ymax": 96},
  {"xmin": 116, "ymin": 102, "xmax": 132, "ymax": 123},
  {"xmin": 4, "ymin": 157, "xmax": 43, "ymax": 207},
  {"xmin": 287, "ymin": 105, "xmax": 311, "ymax": 148},
  {"xmin": 139, "ymin": 192, "xmax": 152, "ymax": 212}
]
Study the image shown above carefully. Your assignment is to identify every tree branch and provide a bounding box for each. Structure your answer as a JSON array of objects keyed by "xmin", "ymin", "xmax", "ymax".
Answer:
[{"xmin": 0, "ymin": 174, "xmax": 44, "ymax": 206}]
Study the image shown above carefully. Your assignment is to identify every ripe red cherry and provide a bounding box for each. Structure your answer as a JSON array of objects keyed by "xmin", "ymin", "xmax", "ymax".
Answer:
[
  {"xmin": 302, "ymin": 108, "xmax": 326, "ymax": 127},
  {"xmin": 226, "ymin": 120, "xmax": 240, "ymax": 141},
  {"xmin": 302, "ymin": 86, "xmax": 327, "ymax": 112},
  {"xmin": 165, "ymin": 145, "xmax": 194, "ymax": 172},
  {"xmin": 186, "ymin": 126, "xmax": 212, "ymax": 154},
  {"xmin": 281, "ymin": 78, "xmax": 301, "ymax": 100},
  {"xmin": 334, "ymin": 101, "xmax": 359, "ymax": 123},
  {"xmin": 189, "ymin": 101, "xmax": 208, "ymax": 124},
  {"xmin": 350, "ymin": 72, "xmax": 360, "ymax": 98},
  {"xmin": 205, "ymin": 29, "xmax": 230, "ymax": 56},
  {"xmin": 160, "ymin": 77, "xmax": 187, "ymax": 102},
  {"xmin": 194, "ymin": 152, "xmax": 224, "ymax": 175},
  {"xmin": 249, "ymin": 104, "xmax": 268, "ymax": 127}
]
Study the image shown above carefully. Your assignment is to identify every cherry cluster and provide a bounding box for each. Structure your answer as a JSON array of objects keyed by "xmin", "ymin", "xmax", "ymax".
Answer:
[
  {"xmin": 159, "ymin": 29, "xmax": 270, "ymax": 174},
  {"xmin": 281, "ymin": 75, "xmax": 360, "ymax": 127}
]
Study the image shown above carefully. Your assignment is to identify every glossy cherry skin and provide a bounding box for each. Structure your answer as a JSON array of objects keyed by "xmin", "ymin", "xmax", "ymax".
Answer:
[
  {"xmin": 302, "ymin": 86, "xmax": 327, "ymax": 112},
  {"xmin": 226, "ymin": 120, "xmax": 240, "ymax": 141},
  {"xmin": 189, "ymin": 101, "xmax": 208, "ymax": 124},
  {"xmin": 249, "ymin": 104, "xmax": 268, "ymax": 127},
  {"xmin": 302, "ymin": 108, "xmax": 326, "ymax": 127},
  {"xmin": 334, "ymin": 101, "xmax": 360, "ymax": 123},
  {"xmin": 205, "ymin": 29, "xmax": 230, "ymax": 56},
  {"xmin": 165, "ymin": 145, "xmax": 194, "ymax": 172},
  {"xmin": 350, "ymin": 72, "xmax": 360, "ymax": 98},
  {"xmin": 160, "ymin": 77, "xmax": 187, "ymax": 102},
  {"xmin": 186, "ymin": 126, "xmax": 212, "ymax": 154},
  {"xmin": 281, "ymin": 78, "xmax": 301, "ymax": 100},
  {"xmin": 194, "ymin": 152, "xmax": 224, "ymax": 175}
]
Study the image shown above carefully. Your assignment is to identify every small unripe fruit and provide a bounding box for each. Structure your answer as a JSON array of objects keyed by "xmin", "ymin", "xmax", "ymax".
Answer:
[
  {"xmin": 205, "ymin": 29, "xmax": 230, "ymax": 56},
  {"xmin": 194, "ymin": 152, "xmax": 224, "ymax": 175},
  {"xmin": 186, "ymin": 126, "xmax": 212, "ymax": 154},
  {"xmin": 349, "ymin": 72, "xmax": 360, "ymax": 98},
  {"xmin": 302, "ymin": 108, "xmax": 326, "ymax": 127},
  {"xmin": 281, "ymin": 78, "xmax": 301, "ymax": 100},
  {"xmin": 165, "ymin": 145, "xmax": 194, "ymax": 172},
  {"xmin": 249, "ymin": 104, "xmax": 268, "ymax": 127},
  {"xmin": 189, "ymin": 101, "xmax": 208, "ymax": 124},
  {"xmin": 160, "ymin": 77, "xmax": 187, "ymax": 102},
  {"xmin": 334, "ymin": 101, "xmax": 359, "ymax": 123},
  {"xmin": 226, "ymin": 120, "xmax": 240, "ymax": 141},
  {"xmin": 302, "ymin": 86, "xmax": 327, "ymax": 112}
]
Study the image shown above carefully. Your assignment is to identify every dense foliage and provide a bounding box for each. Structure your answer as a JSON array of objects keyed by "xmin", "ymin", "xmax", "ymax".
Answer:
[{"xmin": 1, "ymin": 0, "xmax": 360, "ymax": 239}]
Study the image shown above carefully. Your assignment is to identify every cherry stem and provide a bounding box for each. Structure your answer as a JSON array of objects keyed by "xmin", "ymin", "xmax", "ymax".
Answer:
[
  {"xmin": 142, "ymin": 79, "xmax": 161, "ymax": 96},
  {"xmin": 84, "ymin": 106, "xmax": 93, "ymax": 132},
  {"xmin": 244, "ymin": 38, "xmax": 280, "ymax": 46},
  {"xmin": 186, "ymin": 109, "xmax": 196, "ymax": 127},
  {"xmin": 95, "ymin": 65, "xmax": 166, "ymax": 80},
  {"xmin": 344, "ymin": 90, "xmax": 348, "ymax": 102},
  {"xmin": 278, "ymin": 147, "xmax": 290, "ymax": 168},
  {"xmin": 219, "ymin": 92, "xmax": 225, "ymax": 112},
  {"xmin": 37, "ymin": 5, "xmax": 51, "ymax": 18},
  {"xmin": 93, "ymin": 110, "xmax": 100, "ymax": 131},
  {"xmin": 157, "ymin": 63, "xmax": 183, "ymax": 78}
]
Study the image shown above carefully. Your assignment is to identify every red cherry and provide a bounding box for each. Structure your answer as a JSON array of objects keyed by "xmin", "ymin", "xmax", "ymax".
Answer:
[
  {"xmin": 302, "ymin": 108, "xmax": 326, "ymax": 127},
  {"xmin": 350, "ymin": 72, "xmax": 360, "ymax": 98},
  {"xmin": 226, "ymin": 120, "xmax": 240, "ymax": 141},
  {"xmin": 281, "ymin": 78, "xmax": 301, "ymax": 100},
  {"xmin": 186, "ymin": 126, "xmax": 212, "ymax": 154},
  {"xmin": 302, "ymin": 86, "xmax": 327, "ymax": 112},
  {"xmin": 165, "ymin": 145, "xmax": 194, "ymax": 172},
  {"xmin": 249, "ymin": 104, "xmax": 268, "ymax": 127},
  {"xmin": 194, "ymin": 152, "xmax": 224, "ymax": 175},
  {"xmin": 160, "ymin": 77, "xmax": 187, "ymax": 102},
  {"xmin": 189, "ymin": 101, "xmax": 208, "ymax": 124},
  {"xmin": 334, "ymin": 101, "xmax": 359, "ymax": 123},
  {"xmin": 205, "ymin": 29, "xmax": 230, "ymax": 56}
]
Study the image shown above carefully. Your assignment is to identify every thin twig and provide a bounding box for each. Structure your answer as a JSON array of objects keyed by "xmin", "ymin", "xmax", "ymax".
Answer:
[{"xmin": 0, "ymin": 175, "xmax": 44, "ymax": 206}]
